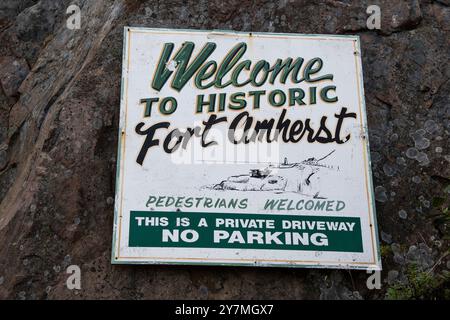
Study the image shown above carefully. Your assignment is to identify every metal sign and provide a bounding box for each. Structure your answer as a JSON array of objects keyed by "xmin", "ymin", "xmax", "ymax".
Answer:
[{"xmin": 112, "ymin": 27, "xmax": 381, "ymax": 270}]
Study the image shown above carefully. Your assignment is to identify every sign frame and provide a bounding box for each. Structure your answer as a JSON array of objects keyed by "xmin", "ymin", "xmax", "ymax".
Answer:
[{"xmin": 111, "ymin": 27, "xmax": 382, "ymax": 270}]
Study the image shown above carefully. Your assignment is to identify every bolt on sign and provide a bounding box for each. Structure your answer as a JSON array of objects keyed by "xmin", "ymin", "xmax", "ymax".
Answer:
[{"xmin": 112, "ymin": 27, "xmax": 382, "ymax": 270}]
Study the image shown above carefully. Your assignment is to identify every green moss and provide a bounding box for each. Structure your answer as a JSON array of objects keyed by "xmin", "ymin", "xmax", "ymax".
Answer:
[
  {"xmin": 432, "ymin": 196, "xmax": 446, "ymax": 208},
  {"xmin": 380, "ymin": 245, "xmax": 392, "ymax": 258},
  {"xmin": 386, "ymin": 284, "xmax": 414, "ymax": 300},
  {"xmin": 386, "ymin": 265, "xmax": 450, "ymax": 300}
]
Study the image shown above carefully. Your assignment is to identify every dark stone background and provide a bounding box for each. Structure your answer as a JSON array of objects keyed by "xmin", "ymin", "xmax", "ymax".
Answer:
[{"xmin": 0, "ymin": 0, "xmax": 448, "ymax": 299}]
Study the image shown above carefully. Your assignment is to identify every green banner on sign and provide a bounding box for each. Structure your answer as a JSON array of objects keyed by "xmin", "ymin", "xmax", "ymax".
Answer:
[{"xmin": 129, "ymin": 211, "xmax": 363, "ymax": 252}]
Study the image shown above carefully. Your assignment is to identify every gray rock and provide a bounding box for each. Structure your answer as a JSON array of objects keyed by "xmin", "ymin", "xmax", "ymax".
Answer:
[
  {"xmin": 383, "ymin": 163, "xmax": 396, "ymax": 177},
  {"xmin": 387, "ymin": 270, "xmax": 399, "ymax": 284},
  {"xmin": 375, "ymin": 186, "xmax": 388, "ymax": 202},
  {"xmin": 381, "ymin": 231, "xmax": 393, "ymax": 244},
  {"xmin": 424, "ymin": 120, "xmax": 439, "ymax": 135},
  {"xmin": 406, "ymin": 148, "xmax": 418, "ymax": 159},
  {"xmin": 391, "ymin": 243, "xmax": 402, "ymax": 255},
  {"xmin": 406, "ymin": 243, "xmax": 435, "ymax": 270},
  {"xmin": 0, "ymin": 56, "xmax": 29, "ymax": 97},
  {"xmin": 412, "ymin": 176, "xmax": 422, "ymax": 184},
  {"xmin": 393, "ymin": 253, "xmax": 406, "ymax": 265},
  {"xmin": 398, "ymin": 210, "xmax": 408, "ymax": 219},
  {"xmin": 0, "ymin": 149, "xmax": 7, "ymax": 170}
]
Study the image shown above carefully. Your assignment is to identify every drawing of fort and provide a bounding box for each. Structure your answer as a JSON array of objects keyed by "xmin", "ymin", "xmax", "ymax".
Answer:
[{"xmin": 203, "ymin": 150, "xmax": 339, "ymax": 199}]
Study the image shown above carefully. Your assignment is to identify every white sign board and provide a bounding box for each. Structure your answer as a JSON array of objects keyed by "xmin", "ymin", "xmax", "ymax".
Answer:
[{"xmin": 112, "ymin": 28, "xmax": 381, "ymax": 270}]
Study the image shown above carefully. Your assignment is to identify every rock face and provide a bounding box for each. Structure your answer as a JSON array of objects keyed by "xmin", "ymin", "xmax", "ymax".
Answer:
[{"xmin": 0, "ymin": 0, "xmax": 449, "ymax": 299}]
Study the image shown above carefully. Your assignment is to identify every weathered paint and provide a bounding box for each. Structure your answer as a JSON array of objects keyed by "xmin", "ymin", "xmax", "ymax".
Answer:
[{"xmin": 111, "ymin": 27, "xmax": 381, "ymax": 270}]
